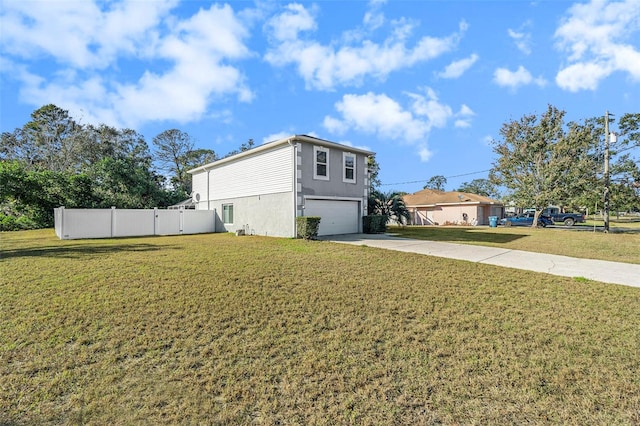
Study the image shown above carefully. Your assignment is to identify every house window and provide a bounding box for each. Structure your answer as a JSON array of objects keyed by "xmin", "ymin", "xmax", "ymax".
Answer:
[
  {"xmin": 222, "ymin": 204, "xmax": 234, "ymax": 224},
  {"xmin": 314, "ymin": 146, "xmax": 329, "ymax": 180},
  {"xmin": 343, "ymin": 152, "xmax": 356, "ymax": 183}
]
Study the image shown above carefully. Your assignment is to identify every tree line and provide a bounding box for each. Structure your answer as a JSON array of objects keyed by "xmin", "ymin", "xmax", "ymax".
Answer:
[
  {"xmin": 490, "ymin": 106, "xmax": 639, "ymax": 219},
  {"xmin": 1, "ymin": 104, "xmax": 243, "ymax": 230},
  {"xmin": 2, "ymin": 104, "xmax": 638, "ymax": 231},
  {"xmin": 370, "ymin": 106, "xmax": 639, "ymax": 225}
]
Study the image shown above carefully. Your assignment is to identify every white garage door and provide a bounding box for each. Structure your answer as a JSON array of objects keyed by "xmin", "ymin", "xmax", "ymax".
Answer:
[{"xmin": 305, "ymin": 200, "xmax": 360, "ymax": 236}]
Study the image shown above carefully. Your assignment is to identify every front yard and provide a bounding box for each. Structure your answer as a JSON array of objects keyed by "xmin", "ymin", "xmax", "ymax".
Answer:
[{"xmin": 2, "ymin": 230, "xmax": 639, "ymax": 424}]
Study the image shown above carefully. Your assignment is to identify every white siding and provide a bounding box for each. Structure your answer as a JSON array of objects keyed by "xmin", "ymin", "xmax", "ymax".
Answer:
[
  {"xmin": 191, "ymin": 171, "xmax": 208, "ymax": 203},
  {"xmin": 210, "ymin": 145, "xmax": 293, "ymax": 200}
]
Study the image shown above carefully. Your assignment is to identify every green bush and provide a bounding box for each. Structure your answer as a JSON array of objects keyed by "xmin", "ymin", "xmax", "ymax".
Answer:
[
  {"xmin": 0, "ymin": 213, "xmax": 38, "ymax": 231},
  {"xmin": 296, "ymin": 216, "xmax": 321, "ymax": 240},
  {"xmin": 363, "ymin": 215, "xmax": 387, "ymax": 233}
]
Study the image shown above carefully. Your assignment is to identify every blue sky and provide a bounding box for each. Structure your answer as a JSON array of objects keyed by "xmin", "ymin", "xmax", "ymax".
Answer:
[{"xmin": 1, "ymin": 0, "xmax": 639, "ymax": 193}]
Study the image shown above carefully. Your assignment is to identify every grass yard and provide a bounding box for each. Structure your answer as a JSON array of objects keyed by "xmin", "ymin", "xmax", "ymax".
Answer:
[
  {"xmin": 581, "ymin": 217, "xmax": 640, "ymax": 230},
  {"xmin": 2, "ymin": 229, "xmax": 640, "ymax": 424},
  {"xmin": 389, "ymin": 225, "xmax": 640, "ymax": 264}
]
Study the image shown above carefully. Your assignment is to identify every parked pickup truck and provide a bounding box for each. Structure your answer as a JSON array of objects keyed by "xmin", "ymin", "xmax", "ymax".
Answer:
[{"xmin": 541, "ymin": 207, "xmax": 585, "ymax": 226}]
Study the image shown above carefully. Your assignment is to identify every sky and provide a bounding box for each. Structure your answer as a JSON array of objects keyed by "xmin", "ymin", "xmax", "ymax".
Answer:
[{"xmin": 1, "ymin": 0, "xmax": 639, "ymax": 194}]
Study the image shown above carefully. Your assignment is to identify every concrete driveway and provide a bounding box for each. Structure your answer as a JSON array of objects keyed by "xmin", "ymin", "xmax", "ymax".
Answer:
[{"xmin": 323, "ymin": 233, "xmax": 640, "ymax": 288}]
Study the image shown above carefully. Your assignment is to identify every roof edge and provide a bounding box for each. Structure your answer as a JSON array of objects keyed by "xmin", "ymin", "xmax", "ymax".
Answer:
[{"xmin": 188, "ymin": 134, "xmax": 375, "ymax": 174}]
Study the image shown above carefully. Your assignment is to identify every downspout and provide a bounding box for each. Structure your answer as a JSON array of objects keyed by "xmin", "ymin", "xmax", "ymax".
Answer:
[{"xmin": 288, "ymin": 138, "xmax": 297, "ymax": 237}]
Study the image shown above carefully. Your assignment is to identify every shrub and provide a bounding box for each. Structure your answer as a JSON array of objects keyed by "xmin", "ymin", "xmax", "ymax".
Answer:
[
  {"xmin": 363, "ymin": 215, "xmax": 387, "ymax": 233},
  {"xmin": 0, "ymin": 213, "xmax": 38, "ymax": 231},
  {"xmin": 296, "ymin": 216, "xmax": 321, "ymax": 240}
]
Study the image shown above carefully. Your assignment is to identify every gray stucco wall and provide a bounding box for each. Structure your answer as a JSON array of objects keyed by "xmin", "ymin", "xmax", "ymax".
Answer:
[
  {"xmin": 210, "ymin": 191, "xmax": 295, "ymax": 237},
  {"xmin": 297, "ymin": 143, "xmax": 369, "ymax": 201}
]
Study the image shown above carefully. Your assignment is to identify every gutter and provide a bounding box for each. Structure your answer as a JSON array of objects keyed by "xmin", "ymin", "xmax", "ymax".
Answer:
[{"xmin": 187, "ymin": 134, "xmax": 375, "ymax": 174}]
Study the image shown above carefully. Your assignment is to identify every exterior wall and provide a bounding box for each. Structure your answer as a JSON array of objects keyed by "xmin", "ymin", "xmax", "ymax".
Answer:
[
  {"xmin": 210, "ymin": 145, "xmax": 292, "ymax": 199},
  {"xmin": 191, "ymin": 144, "xmax": 293, "ymax": 211},
  {"xmin": 297, "ymin": 143, "xmax": 368, "ymax": 200},
  {"xmin": 190, "ymin": 138, "xmax": 372, "ymax": 237},
  {"xmin": 191, "ymin": 171, "xmax": 208, "ymax": 206},
  {"xmin": 209, "ymin": 192, "xmax": 294, "ymax": 237},
  {"xmin": 410, "ymin": 205, "xmax": 501, "ymax": 225},
  {"xmin": 297, "ymin": 142, "xmax": 369, "ymax": 231}
]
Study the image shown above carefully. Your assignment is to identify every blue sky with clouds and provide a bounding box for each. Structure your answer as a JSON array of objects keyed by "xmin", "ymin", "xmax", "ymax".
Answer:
[{"xmin": 1, "ymin": 0, "xmax": 639, "ymax": 193}]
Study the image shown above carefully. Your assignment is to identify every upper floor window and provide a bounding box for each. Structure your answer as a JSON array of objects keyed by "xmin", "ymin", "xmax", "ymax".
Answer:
[
  {"xmin": 343, "ymin": 152, "xmax": 356, "ymax": 183},
  {"xmin": 314, "ymin": 146, "xmax": 329, "ymax": 180}
]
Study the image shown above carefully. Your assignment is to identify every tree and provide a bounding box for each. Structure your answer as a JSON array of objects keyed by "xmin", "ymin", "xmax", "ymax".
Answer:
[
  {"xmin": 368, "ymin": 190, "xmax": 410, "ymax": 225},
  {"xmin": 489, "ymin": 105, "xmax": 598, "ymax": 227},
  {"xmin": 423, "ymin": 175, "xmax": 447, "ymax": 191},
  {"xmin": 611, "ymin": 113, "xmax": 640, "ymax": 212},
  {"xmin": 2, "ymin": 105, "xmax": 84, "ymax": 171},
  {"xmin": 1, "ymin": 105, "xmax": 191, "ymax": 229},
  {"xmin": 87, "ymin": 157, "xmax": 175, "ymax": 209},
  {"xmin": 456, "ymin": 178, "xmax": 498, "ymax": 198},
  {"xmin": 152, "ymin": 129, "xmax": 217, "ymax": 196},
  {"xmin": 152, "ymin": 129, "xmax": 210, "ymax": 196},
  {"xmin": 568, "ymin": 113, "xmax": 640, "ymax": 214},
  {"xmin": 367, "ymin": 155, "xmax": 381, "ymax": 192},
  {"xmin": 0, "ymin": 160, "xmax": 94, "ymax": 229},
  {"xmin": 183, "ymin": 148, "xmax": 217, "ymax": 172},
  {"xmin": 224, "ymin": 138, "xmax": 255, "ymax": 158}
]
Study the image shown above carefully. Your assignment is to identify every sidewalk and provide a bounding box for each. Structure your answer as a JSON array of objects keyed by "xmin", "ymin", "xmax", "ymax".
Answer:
[{"xmin": 325, "ymin": 233, "xmax": 640, "ymax": 288}]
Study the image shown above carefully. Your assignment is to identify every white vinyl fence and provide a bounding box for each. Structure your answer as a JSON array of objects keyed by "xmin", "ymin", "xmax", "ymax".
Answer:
[{"xmin": 54, "ymin": 207, "xmax": 215, "ymax": 240}]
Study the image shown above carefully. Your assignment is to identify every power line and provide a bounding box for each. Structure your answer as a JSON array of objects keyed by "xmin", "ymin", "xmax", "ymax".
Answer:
[{"xmin": 380, "ymin": 169, "xmax": 492, "ymax": 186}]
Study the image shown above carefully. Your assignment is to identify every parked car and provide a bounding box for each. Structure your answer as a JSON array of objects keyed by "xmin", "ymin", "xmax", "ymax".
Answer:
[
  {"xmin": 523, "ymin": 207, "xmax": 585, "ymax": 226},
  {"xmin": 541, "ymin": 207, "xmax": 585, "ymax": 226},
  {"xmin": 500, "ymin": 212, "xmax": 553, "ymax": 227}
]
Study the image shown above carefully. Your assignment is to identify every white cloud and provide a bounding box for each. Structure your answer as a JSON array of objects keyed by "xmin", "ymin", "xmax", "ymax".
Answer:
[
  {"xmin": 554, "ymin": 0, "xmax": 640, "ymax": 91},
  {"xmin": 363, "ymin": 0, "xmax": 386, "ymax": 31},
  {"xmin": 326, "ymin": 92, "xmax": 429, "ymax": 142},
  {"xmin": 493, "ymin": 65, "xmax": 547, "ymax": 90},
  {"xmin": 454, "ymin": 104, "xmax": 475, "ymax": 128},
  {"xmin": 1, "ymin": 1, "xmax": 254, "ymax": 128},
  {"xmin": 1, "ymin": 0, "xmax": 177, "ymax": 69},
  {"xmin": 418, "ymin": 145, "xmax": 433, "ymax": 162},
  {"xmin": 262, "ymin": 131, "xmax": 293, "ymax": 144},
  {"xmin": 265, "ymin": 3, "xmax": 468, "ymax": 90},
  {"xmin": 265, "ymin": 3, "xmax": 317, "ymax": 42},
  {"xmin": 406, "ymin": 87, "xmax": 452, "ymax": 128},
  {"xmin": 508, "ymin": 23, "xmax": 532, "ymax": 55},
  {"xmin": 323, "ymin": 89, "xmax": 459, "ymax": 162},
  {"xmin": 437, "ymin": 54, "xmax": 478, "ymax": 79},
  {"xmin": 323, "ymin": 116, "xmax": 349, "ymax": 135}
]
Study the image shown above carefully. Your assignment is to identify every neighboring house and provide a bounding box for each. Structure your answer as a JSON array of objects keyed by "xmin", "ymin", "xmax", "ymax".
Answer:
[
  {"xmin": 188, "ymin": 135, "xmax": 374, "ymax": 237},
  {"xmin": 168, "ymin": 199, "xmax": 196, "ymax": 210},
  {"xmin": 403, "ymin": 189, "xmax": 504, "ymax": 226}
]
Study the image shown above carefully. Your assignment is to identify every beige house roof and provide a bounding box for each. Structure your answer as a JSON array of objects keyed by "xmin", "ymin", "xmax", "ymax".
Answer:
[{"xmin": 403, "ymin": 188, "xmax": 502, "ymax": 207}]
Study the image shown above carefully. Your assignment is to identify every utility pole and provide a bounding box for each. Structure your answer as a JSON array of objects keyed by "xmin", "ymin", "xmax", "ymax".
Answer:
[{"xmin": 603, "ymin": 111, "xmax": 612, "ymax": 233}]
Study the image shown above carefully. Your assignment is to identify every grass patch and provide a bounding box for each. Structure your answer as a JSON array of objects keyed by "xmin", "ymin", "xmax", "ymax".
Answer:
[
  {"xmin": 2, "ymin": 229, "xmax": 640, "ymax": 424},
  {"xmin": 390, "ymin": 226, "xmax": 640, "ymax": 264},
  {"xmin": 580, "ymin": 218, "xmax": 640, "ymax": 230}
]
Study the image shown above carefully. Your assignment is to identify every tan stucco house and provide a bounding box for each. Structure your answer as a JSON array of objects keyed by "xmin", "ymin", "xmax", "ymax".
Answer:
[{"xmin": 402, "ymin": 189, "xmax": 503, "ymax": 226}]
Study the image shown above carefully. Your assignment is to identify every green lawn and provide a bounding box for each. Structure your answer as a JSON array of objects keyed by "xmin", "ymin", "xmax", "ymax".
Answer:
[
  {"xmin": 2, "ymin": 230, "xmax": 640, "ymax": 424},
  {"xmin": 389, "ymin": 225, "xmax": 640, "ymax": 264}
]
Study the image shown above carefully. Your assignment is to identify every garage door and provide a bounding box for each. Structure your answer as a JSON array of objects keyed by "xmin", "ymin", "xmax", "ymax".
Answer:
[{"xmin": 304, "ymin": 200, "xmax": 359, "ymax": 236}]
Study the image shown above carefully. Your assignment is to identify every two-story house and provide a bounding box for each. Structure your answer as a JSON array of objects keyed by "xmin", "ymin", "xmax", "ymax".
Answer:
[{"xmin": 188, "ymin": 135, "xmax": 375, "ymax": 237}]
